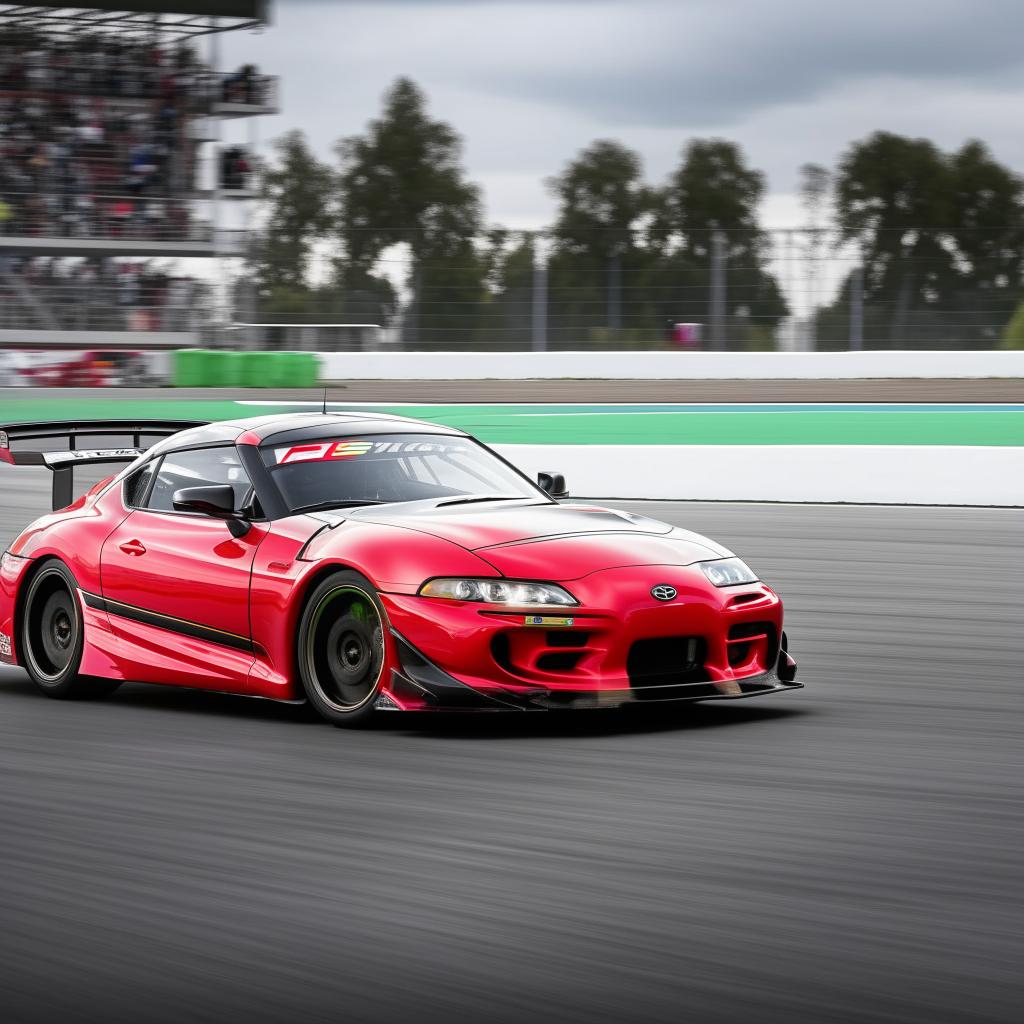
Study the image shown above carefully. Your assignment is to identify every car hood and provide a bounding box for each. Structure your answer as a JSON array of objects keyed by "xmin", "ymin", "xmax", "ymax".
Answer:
[{"xmin": 345, "ymin": 500, "xmax": 729, "ymax": 581}]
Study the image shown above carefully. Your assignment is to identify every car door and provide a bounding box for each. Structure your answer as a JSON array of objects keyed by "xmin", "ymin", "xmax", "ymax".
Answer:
[{"xmin": 100, "ymin": 445, "xmax": 269, "ymax": 691}]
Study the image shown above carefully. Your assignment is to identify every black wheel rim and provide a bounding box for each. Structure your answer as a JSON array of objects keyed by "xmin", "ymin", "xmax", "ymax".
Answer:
[
  {"xmin": 305, "ymin": 586, "xmax": 384, "ymax": 712},
  {"xmin": 26, "ymin": 571, "xmax": 79, "ymax": 682}
]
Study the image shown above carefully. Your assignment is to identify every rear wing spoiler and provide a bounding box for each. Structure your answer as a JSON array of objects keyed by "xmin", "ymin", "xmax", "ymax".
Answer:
[{"xmin": 0, "ymin": 420, "xmax": 206, "ymax": 511}]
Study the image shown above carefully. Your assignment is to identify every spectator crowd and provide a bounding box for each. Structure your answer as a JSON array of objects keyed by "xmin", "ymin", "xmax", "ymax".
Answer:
[
  {"xmin": 0, "ymin": 91, "xmax": 195, "ymax": 238},
  {"xmin": 0, "ymin": 256, "xmax": 208, "ymax": 332},
  {"xmin": 0, "ymin": 25, "xmax": 263, "ymax": 239},
  {"xmin": 0, "ymin": 28, "xmax": 267, "ymax": 105}
]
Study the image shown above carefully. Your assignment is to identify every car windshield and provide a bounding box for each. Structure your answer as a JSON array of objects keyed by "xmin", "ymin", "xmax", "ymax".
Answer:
[{"xmin": 263, "ymin": 433, "xmax": 545, "ymax": 513}]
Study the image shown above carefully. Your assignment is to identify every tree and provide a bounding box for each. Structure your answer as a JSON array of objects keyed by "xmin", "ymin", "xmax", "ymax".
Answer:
[
  {"xmin": 834, "ymin": 131, "xmax": 952, "ymax": 344},
  {"xmin": 829, "ymin": 132, "xmax": 1024, "ymax": 348},
  {"xmin": 1001, "ymin": 302, "xmax": 1024, "ymax": 349},
  {"xmin": 800, "ymin": 163, "xmax": 831, "ymax": 228},
  {"xmin": 798, "ymin": 163, "xmax": 832, "ymax": 349},
  {"xmin": 545, "ymin": 140, "xmax": 655, "ymax": 345},
  {"xmin": 654, "ymin": 139, "xmax": 787, "ymax": 346},
  {"xmin": 248, "ymin": 130, "xmax": 336, "ymax": 300},
  {"xmin": 946, "ymin": 141, "xmax": 1024, "ymax": 346},
  {"xmin": 328, "ymin": 264, "xmax": 397, "ymax": 331},
  {"xmin": 482, "ymin": 230, "xmax": 540, "ymax": 350},
  {"xmin": 548, "ymin": 140, "xmax": 650, "ymax": 262},
  {"xmin": 335, "ymin": 78, "xmax": 486, "ymax": 347}
]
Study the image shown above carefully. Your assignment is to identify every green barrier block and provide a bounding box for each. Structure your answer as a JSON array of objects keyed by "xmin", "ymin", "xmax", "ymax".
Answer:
[
  {"xmin": 204, "ymin": 350, "xmax": 244, "ymax": 388},
  {"xmin": 194, "ymin": 349, "xmax": 221, "ymax": 387},
  {"xmin": 172, "ymin": 348, "xmax": 205, "ymax": 388},
  {"xmin": 195, "ymin": 350, "xmax": 319, "ymax": 389},
  {"xmin": 296, "ymin": 352, "xmax": 320, "ymax": 388},
  {"xmin": 261, "ymin": 352, "xmax": 286, "ymax": 389},
  {"xmin": 272, "ymin": 352, "xmax": 306, "ymax": 389},
  {"xmin": 219, "ymin": 350, "xmax": 243, "ymax": 388},
  {"xmin": 289, "ymin": 352, "xmax": 307, "ymax": 388},
  {"xmin": 284, "ymin": 352, "xmax": 309, "ymax": 388},
  {"xmin": 204, "ymin": 351, "xmax": 229, "ymax": 388},
  {"xmin": 274, "ymin": 351, "xmax": 297, "ymax": 388},
  {"xmin": 276, "ymin": 351, "xmax": 316, "ymax": 389},
  {"xmin": 238, "ymin": 351, "xmax": 269, "ymax": 388}
]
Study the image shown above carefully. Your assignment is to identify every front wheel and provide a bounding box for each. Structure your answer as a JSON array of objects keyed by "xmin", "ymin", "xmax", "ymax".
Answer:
[
  {"xmin": 297, "ymin": 570, "xmax": 391, "ymax": 728},
  {"xmin": 21, "ymin": 561, "xmax": 121, "ymax": 699}
]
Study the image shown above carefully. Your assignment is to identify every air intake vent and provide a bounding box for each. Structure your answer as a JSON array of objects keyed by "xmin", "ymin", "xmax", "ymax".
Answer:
[
  {"xmin": 728, "ymin": 622, "xmax": 771, "ymax": 641},
  {"xmin": 547, "ymin": 631, "xmax": 589, "ymax": 648},
  {"xmin": 536, "ymin": 652, "xmax": 584, "ymax": 672},
  {"xmin": 627, "ymin": 637, "xmax": 708, "ymax": 688}
]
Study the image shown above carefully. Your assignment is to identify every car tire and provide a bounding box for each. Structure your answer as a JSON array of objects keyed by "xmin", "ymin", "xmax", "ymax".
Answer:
[
  {"xmin": 297, "ymin": 570, "xmax": 393, "ymax": 728},
  {"xmin": 21, "ymin": 560, "xmax": 121, "ymax": 700}
]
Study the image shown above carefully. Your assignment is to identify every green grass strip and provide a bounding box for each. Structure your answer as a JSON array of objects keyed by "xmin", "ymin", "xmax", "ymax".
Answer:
[{"xmin": 0, "ymin": 399, "xmax": 1021, "ymax": 446}]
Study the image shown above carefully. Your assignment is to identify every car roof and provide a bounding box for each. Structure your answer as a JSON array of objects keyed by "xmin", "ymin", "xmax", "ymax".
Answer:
[{"xmin": 146, "ymin": 411, "xmax": 466, "ymax": 459}]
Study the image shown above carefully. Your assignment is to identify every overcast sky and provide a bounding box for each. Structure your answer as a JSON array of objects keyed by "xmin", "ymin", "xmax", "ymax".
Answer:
[{"xmin": 222, "ymin": 0, "xmax": 1024, "ymax": 229}]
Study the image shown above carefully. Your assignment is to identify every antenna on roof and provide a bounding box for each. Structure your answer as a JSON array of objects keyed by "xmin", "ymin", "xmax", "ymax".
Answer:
[{"xmin": 322, "ymin": 388, "xmax": 328, "ymax": 416}]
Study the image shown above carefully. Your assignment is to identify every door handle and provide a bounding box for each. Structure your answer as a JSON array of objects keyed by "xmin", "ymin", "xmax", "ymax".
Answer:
[{"xmin": 119, "ymin": 540, "xmax": 146, "ymax": 556}]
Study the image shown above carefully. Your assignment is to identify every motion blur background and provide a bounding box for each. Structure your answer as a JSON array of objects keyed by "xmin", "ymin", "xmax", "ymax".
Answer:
[
  {"xmin": 2, "ymin": 1, "xmax": 1024, "ymax": 360},
  {"xmin": 0, "ymin": 4, "xmax": 1022, "ymax": 1024}
]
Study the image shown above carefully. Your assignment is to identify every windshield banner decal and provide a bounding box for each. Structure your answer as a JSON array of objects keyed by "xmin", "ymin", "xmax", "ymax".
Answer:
[
  {"xmin": 274, "ymin": 439, "xmax": 465, "ymax": 465},
  {"xmin": 275, "ymin": 440, "xmax": 374, "ymax": 465}
]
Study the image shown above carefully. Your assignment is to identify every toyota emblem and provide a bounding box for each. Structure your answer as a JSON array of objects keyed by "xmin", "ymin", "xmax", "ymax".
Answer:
[{"xmin": 651, "ymin": 585, "xmax": 677, "ymax": 601}]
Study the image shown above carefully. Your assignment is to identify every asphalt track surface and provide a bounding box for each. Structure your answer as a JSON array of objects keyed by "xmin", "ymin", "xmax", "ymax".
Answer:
[{"xmin": 0, "ymin": 477, "xmax": 1021, "ymax": 1023}]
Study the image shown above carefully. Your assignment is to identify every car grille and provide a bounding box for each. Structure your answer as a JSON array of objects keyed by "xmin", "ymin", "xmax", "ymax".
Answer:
[{"xmin": 626, "ymin": 636, "xmax": 709, "ymax": 689}]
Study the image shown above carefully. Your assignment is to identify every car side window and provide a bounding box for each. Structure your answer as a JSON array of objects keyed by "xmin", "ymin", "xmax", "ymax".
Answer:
[
  {"xmin": 145, "ymin": 447, "xmax": 252, "ymax": 514},
  {"xmin": 123, "ymin": 460, "xmax": 158, "ymax": 508}
]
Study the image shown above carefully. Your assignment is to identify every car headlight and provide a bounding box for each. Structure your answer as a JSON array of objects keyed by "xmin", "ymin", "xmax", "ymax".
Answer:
[
  {"xmin": 699, "ymin": 558, "xmax": 758, "ymax": 587},
  {"xmin": 419, "ymin": 578, "xmax": 578, "ymax": 607}
]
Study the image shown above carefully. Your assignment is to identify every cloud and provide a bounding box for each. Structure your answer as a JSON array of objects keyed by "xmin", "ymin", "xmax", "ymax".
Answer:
[
  {"xmin": 433, "ymin": 0, "xmax": 1024, "ymax": 127},
  {"xmin": 226, "ymin": 0, "xmax": 1024, "ymax": 226}
]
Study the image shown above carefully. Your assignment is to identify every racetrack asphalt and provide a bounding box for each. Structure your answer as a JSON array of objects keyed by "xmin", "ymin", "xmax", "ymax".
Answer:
[{"xmin": 0, "ymin": 483, "xmax": 1021, "ymax": 1023}]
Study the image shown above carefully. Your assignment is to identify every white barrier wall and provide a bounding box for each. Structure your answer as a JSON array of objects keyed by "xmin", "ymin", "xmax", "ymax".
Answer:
[
  {"xmin": 320, "ymin": 349, "xmax": 1024, "ymax": 380},
  {"xmin": 499, "ymin": 445, "xmax": 1024, "ymax": 506}
]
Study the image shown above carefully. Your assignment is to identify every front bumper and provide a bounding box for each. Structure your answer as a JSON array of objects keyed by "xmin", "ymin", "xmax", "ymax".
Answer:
[
  {"xmin": 379, "ymin": 560, "xmax": 804, "ymax": 712},
  {"xmin": 383, "ymin": 629, "xmax": 801, "ymax": 711}
]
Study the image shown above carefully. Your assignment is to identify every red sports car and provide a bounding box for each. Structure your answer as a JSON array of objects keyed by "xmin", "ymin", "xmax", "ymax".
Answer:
[{"xmin": 0, "ymin": 414, "xmax": 802, "ymax": 726}]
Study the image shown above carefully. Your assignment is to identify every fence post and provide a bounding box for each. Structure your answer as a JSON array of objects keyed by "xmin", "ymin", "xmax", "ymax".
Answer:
[
  {"xmin": 607, "ymin": 250, "xmax": 622, "ymax": 334},
  {"xmin": 709, "ymin": 230, "xmax": 727, "ymax": 351},
  {"xmin": 406, "ymin": 259, "xmax": 421, "ymax": 349},
  {"xmin": 849, "ymin": 263, "xmax": 864, "ymax": 351},
  {"xmin": 532, "ymin": 234, "xmax": 548, "ymax": 352}
]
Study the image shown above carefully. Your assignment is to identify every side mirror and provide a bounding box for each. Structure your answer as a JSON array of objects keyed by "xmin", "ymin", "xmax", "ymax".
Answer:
[
  {"xmin": 172, "ymin": 485, "xmax": 250, "ymax": 537},
  {"xmin": 537, "ymin": 471, "xmax": 568, "ymax": 499}
]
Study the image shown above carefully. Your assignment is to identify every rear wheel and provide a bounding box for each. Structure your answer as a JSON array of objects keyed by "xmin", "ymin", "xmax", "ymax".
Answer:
[
  {"xmin": 21, "ymin": 561, "xmax": 120, "ymax": 699},
  {"xmin": 297, "ymin": 570, "xmax": 391, "ymax": 728}
]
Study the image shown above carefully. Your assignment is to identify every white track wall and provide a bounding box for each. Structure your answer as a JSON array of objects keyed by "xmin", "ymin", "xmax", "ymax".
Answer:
[
  {"xmin": 499, "ymin": 445, "xmax": 1024, "ymax": 506},
  {"xmin": 319, "ymin": 350, "xmax": 1024, "ymax": 380}
]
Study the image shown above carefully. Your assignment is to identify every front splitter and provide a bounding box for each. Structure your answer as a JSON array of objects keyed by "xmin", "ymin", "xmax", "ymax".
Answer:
[{"xmin": 386, "ymin": 629, "xmax": 803, "ymax": 712}]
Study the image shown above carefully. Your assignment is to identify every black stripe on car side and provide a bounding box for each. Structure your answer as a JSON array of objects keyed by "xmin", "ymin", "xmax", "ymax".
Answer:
[{"xmin": 81, "ymin": 591, "xmax": 255, "ymax": 654}]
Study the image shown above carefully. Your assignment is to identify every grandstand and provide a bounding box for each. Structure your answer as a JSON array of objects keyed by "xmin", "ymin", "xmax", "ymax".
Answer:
[{"xmin": 0, "ymin": 1, "xmax": 275, "ymax": 350}]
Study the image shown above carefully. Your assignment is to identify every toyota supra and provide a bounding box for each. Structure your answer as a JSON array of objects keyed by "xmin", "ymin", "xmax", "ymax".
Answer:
[{"xmin": 0, "ymin": 414, "xmax": 802, "ymax": 726}]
